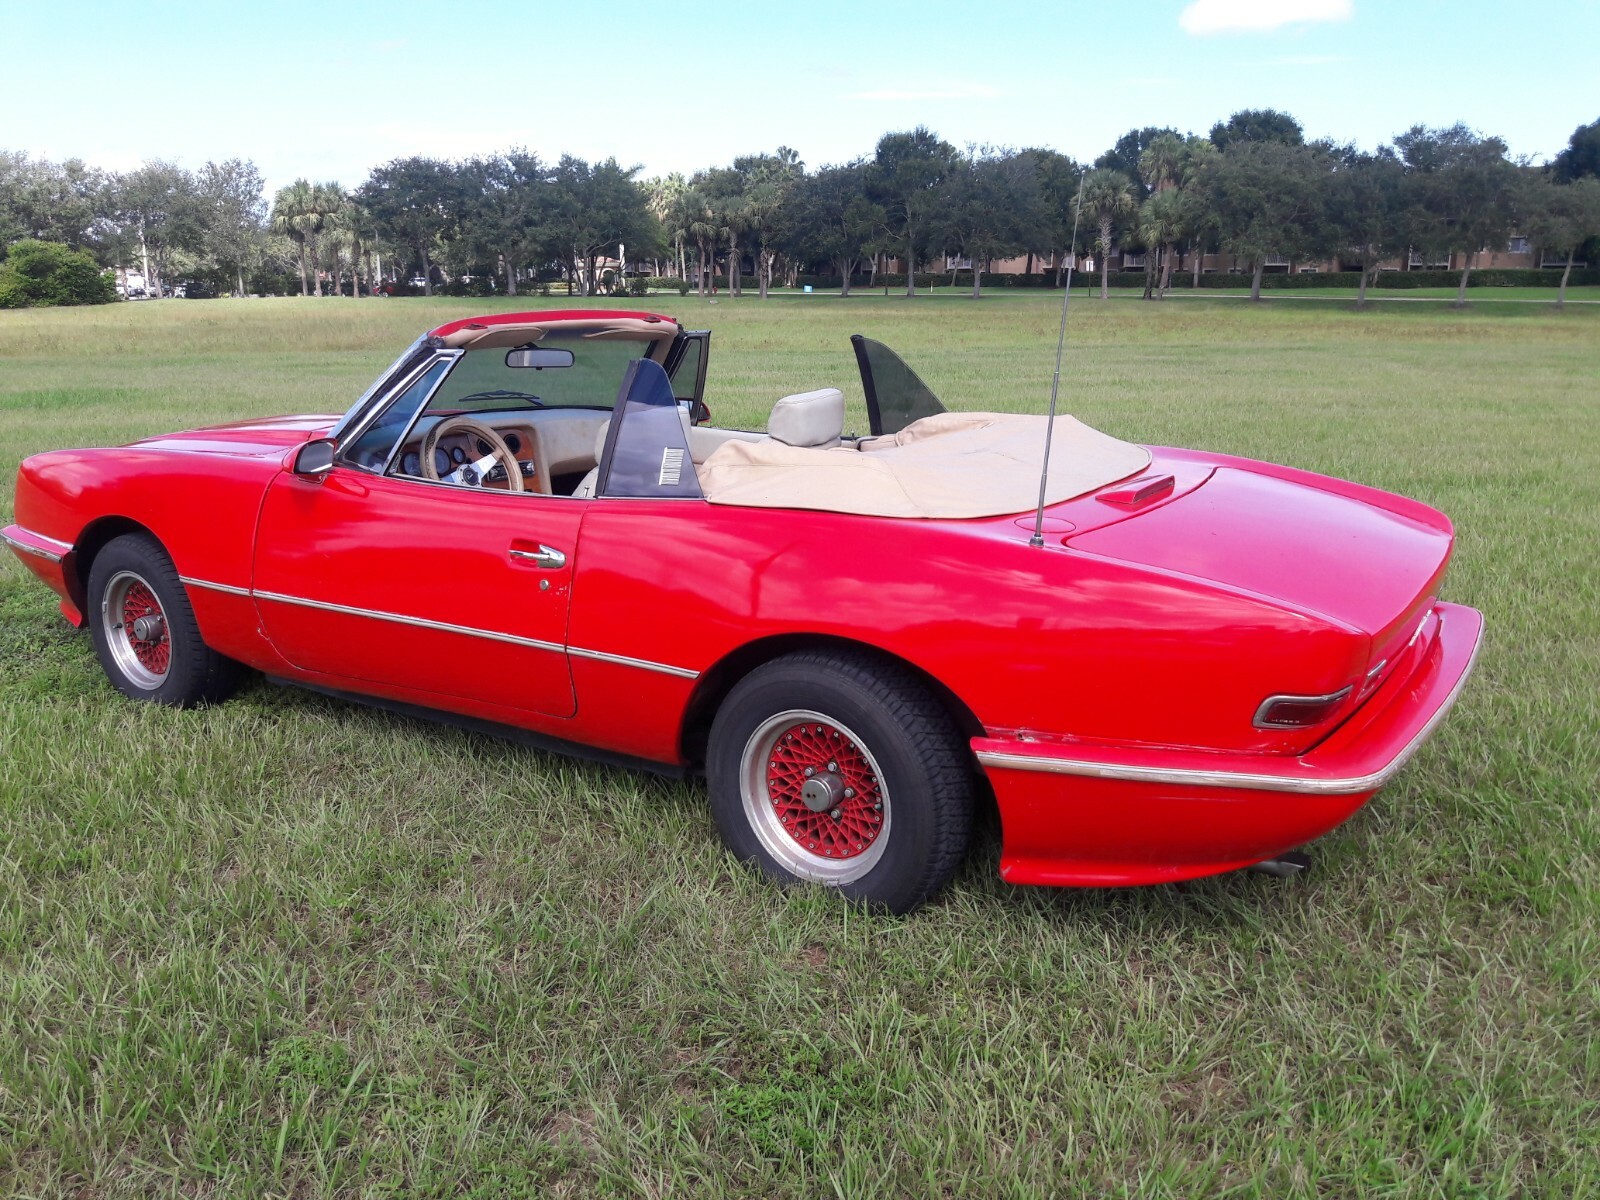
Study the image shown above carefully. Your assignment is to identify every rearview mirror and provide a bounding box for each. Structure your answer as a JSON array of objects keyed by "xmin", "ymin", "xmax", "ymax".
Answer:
[
  {"xmin": 293, "ymin": 438, "xmax": 336, "ymax": 477},
  {"xmin": 506, "ymin": 347, "xmax": 575, "ymax": 369}
]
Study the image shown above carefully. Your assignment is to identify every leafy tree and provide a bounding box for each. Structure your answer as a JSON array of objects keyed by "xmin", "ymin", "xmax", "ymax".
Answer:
[
  {"xmin": 1197, "ymin": 141, "xmax": 1329, "ymax": 300},
  {"xmin": 1553, "ymin": 116, "xmax": 1600, "ymax": 182},
  {"xmin": 1209, "ymin": 108, "xmax": 1305, "ymax": 152},
  {"xmin": 1024, "ymin": 148, "xmax": 1081, "ymax": 284},
  {"xmin": 788, "ymin": 162, "xmax": 882, "ymax": 296},
  {"xmin": 111, "ymin": 161, "xmax": 202, "ymax": 296},
  {"xmin": 457, "ymin": 150, "xmax": 549, "ymax": 296},
  {"xmin": 732, "ymin": 150, "xmax": 804, "ymax": 298},
  {"xmin": 1394, "ymin": 123, "xmax": 1517, "ymax": 306},
  {"xmin": 0, "ymin": 239, "xmax": 116, "ymax": 307},
  {"xmin": 1324, "ymin": 147, "xmax": 1408, "ymax": 307},
  {"xmin": 1095, "ymin": 127, "xmax": 1180, "ymax": 194},
  {"xmin": 868, "ymin": 127, "xmax": 957, "ymax": 296},
  {"xmin": 1521, "ymin": 173, "xmax": 1600, "ymax": 307},
  {"xmin": 358, "ymin": 157, "xmax": 461, "ymax": 296},
  {"xmin": 1077, "ymin": 168, "xmax": 1136, "ymax": 299},
  {"xmin": 937, "ymin": 147, "xmax": 1044, "ymax": 298},
  {"xmin": 194, "ymin": 159, "xmax": 267, "ymax": 297},
  {"xmin": 0, "ymin": 153, "xmax": 109, "ymax": 253},
  {"xmin": 544, "ymin": 155, "xmax": 657, "ymax": 297}
]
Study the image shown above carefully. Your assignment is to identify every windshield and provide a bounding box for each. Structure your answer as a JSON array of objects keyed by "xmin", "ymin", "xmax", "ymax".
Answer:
[{"xmin": 426, "ymin": 335, "xmax": 647, "ymax": 415}]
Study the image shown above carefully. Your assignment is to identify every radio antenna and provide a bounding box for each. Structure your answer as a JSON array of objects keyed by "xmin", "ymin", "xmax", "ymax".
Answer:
[{"xmin": 1030, "ymin": 171, "xmax": 1087, "ymax": 548}]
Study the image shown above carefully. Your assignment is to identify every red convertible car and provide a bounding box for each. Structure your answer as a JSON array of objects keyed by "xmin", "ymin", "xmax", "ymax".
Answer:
[{"xmin": 5, "ymin": 310, "xmax": 1482, "ymax": 912}]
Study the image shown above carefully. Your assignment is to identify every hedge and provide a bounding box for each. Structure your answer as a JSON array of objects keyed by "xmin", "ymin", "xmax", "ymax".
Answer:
[{"xmin": 0, "ymin": 240, "xmax": 117, "ymax": 308}]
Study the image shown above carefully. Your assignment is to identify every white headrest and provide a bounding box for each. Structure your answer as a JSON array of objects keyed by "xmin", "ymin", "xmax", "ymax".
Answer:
[{"xmin": 768, "ymin": 388, "xmax": 845, "ymax": 448}]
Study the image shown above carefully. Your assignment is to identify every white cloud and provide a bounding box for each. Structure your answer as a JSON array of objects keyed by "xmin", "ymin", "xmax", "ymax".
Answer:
[
  {"xmin": 847, "ymin": 84, "xmax": 999, "ymax": 102},
  {"xmin": 1179, "ymin": 0, "xmax": 1352, "ymax": 35}
]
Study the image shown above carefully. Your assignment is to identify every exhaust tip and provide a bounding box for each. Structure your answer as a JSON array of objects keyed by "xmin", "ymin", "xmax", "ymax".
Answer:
[{"xmin": 1248, "ymin": 849, "xmax": 1312, "ymax": 878}]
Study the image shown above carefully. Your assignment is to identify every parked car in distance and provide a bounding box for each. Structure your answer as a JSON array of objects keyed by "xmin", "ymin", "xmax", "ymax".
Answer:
[{"xmin": 3, "ymin": 310, "xmax": 1483, "ymax": 913}]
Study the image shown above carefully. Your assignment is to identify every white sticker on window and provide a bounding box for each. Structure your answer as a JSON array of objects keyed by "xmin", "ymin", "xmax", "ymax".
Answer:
[{"xmin": 658, "ymin": 447, "xmax": 684, "ymax": 487}]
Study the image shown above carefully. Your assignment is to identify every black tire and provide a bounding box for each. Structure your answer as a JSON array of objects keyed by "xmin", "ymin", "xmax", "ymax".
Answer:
[
  {"xmin": 706, "ymin": 649, "xmax": 973, "ymax": 914},
  {"xmin": 86, "ymin": 532, "xmax": 241, "ymax": 707}
]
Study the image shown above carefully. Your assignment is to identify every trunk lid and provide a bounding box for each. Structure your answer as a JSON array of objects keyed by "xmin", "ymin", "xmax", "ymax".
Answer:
[{"xmin": 1066, "ymin": 464, "xmax": 1454, "ymax": 653}]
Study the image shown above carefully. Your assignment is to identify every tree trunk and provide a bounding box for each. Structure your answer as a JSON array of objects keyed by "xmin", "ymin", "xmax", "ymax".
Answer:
[
  {"xmin": 1025, "ymin": 251, "xmax": 1035, "ymax": 275},
  {"xmin": 1191, "ymin": 243, "xmax": 1202, "ymax": 289},
  {"xmin": 1357, "ymin": 264, "xmax": 1370, "ymax": 309},
  {"xmin": 971, "ymin": 255, "xmax": 982, "ymax": 300},
  {"xmin": 1054, "ymin": 251, "xmax": 1064, "ymax": 287},
  {"xmin": 1558, "ymin": 247, "xmax": 1574, "ymax": 309},
  {"xmin": 504, "ymin": 255, "xmax": 517, "ymax": 297},
  {"xmin": 312, "ymin": 238, "xmax": 323, "ymax": 297},
  {"xmin": 837, "ymin": 256, "xmax": 853, "ymax": 296},
  {"xmin": 236, "ymin": 264, "xmax": 245, "ymax": 298},
  {"xmin": 1158, "ymin": 245, "xmax": 1173, "ymax": 297},
  {"xmin": 759, "ymin": 248, "xmax": 770, "ymax": 299},
  {"xmin": 1455, "ymin": 255, "xmax": 1471, "ymax": 308},
  {"xmin": 728, "ymin": 234, "xmax": 739, "ymax": 296},
  {"xmin": 1099, "ymin": 217, "xmax": 1112, "ymax": 299},
  {"xmin": 1250, "ymin": 261, "xmax": 1264, "ymax": 302},
  {"xmin": 297, "ymin": 242, "xmax": 309, "ymax": 296},
  {"xmin": 421, "ymin": 246, "xmax": 433, "ymax": 296},
  {"xmin": 905, "ymin": 231, "xmax": 917, "ymax": 297}
]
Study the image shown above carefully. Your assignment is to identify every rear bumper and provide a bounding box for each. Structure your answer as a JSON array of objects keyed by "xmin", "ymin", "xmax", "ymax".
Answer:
[{"xmin": 974, "ymin": 601, "xmax": 1484, "ymax": 886}]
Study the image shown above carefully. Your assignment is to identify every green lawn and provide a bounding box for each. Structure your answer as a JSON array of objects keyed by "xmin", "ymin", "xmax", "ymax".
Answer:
[{"xmin": 2, "ymin": 296, "xmax": 1596, "ymax": 1198}]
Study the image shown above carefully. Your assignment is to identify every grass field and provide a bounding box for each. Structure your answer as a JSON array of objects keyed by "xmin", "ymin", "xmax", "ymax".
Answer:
[{"xmin": 2, "ymin": 295, "xmax": 1597, "ymax": 1198}]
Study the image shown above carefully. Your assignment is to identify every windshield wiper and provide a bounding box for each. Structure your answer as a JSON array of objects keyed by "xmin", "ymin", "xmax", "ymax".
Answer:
[{"xmin": 453, "ymin": 389, "xmax": 545, "ymax": 406}]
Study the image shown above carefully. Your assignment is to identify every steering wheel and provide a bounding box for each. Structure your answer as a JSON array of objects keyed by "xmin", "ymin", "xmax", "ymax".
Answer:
[{"xmin": 420, "ymin": 416, "xmax": 525, "ymax": 493}]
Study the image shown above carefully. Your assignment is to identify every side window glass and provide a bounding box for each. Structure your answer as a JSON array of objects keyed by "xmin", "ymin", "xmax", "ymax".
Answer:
[
  {"xmin": 598, "ymin": 359, "xmax": 702, "ymax": 499},
  {"xmin": 342, "ymin": 359, "xmax": 452, "ymax": 470},
  {"xmin": 669, "ymin": 336, "xmax": 703, "ymax": 403}
]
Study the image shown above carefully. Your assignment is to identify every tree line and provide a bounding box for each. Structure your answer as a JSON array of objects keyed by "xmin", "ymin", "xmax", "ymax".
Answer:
[{"xmin": 3, "ymin": 110, "xmax": 1598, "ymax": 308}]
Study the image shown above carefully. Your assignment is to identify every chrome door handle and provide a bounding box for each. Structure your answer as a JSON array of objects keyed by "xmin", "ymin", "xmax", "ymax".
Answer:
[{"xmin": 510, "ymin": 544, "xmax": 566, "ymax": 569}]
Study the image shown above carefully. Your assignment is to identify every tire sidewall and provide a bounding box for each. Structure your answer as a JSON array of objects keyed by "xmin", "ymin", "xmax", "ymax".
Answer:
[
  {"xmin": 87, "ymin": 535, "xmax": 204, "ymax": 706},
  {"xmin": 708, "ymin": 659, "xmax": 948, "ymax": 911}
]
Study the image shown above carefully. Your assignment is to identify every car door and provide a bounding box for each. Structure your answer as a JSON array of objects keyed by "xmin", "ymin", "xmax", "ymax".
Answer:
[{"xmin": 252, "ymin": 466, "xmax": 583, "ymax": 718}]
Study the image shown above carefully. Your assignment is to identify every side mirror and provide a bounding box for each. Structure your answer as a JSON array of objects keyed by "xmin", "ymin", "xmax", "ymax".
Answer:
[
  {"xmin": 293, "ymin": 438, "xmax": 336, "ymax": 477},
  {"xmin": 691, "ymin": 400, "xmax": 711, "ymax": 426}
]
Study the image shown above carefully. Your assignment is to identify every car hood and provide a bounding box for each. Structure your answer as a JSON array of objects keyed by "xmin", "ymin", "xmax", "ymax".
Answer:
[
  {"xmin": 129, "ymin": 414, "xmax": 339, "ymax": 458},
  {"xmin": 1066, "ymin": 463, "xmax": 1454, "ymax": 649}
]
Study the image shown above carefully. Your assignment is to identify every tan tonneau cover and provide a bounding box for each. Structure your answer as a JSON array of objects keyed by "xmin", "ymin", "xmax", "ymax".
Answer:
[{"xmin": 698, "ymin": 411, "xmax": 1152, "ymax": 518}]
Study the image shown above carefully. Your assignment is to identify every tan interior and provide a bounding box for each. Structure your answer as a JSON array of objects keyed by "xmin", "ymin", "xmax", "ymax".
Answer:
[{"xmin": 696, "ymin": 412, "xmax": 1152, "ymax": 519}]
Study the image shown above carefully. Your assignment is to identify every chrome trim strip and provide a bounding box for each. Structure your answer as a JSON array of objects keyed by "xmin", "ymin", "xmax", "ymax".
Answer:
[
  {"xmin": 253, "ymin": 589, "xmax": 567, "ymax": 654},
  {"xmin": 567, "ymin": 645, "xmax": 700, "ymax": 680},
  {"xmin": 178, "ymin": 576, "xmax": 251, "ymax": 597},
  {"xmin": 180, "ymin": 579, "xmax": 699, "ymax": 679},
  {"xmin": 977, "ymin": 613, "xmax": 1482, "ymax": 797},
  {"xmin": 3, "ymin": 527, "xmax": 71, "ymax": 563}
]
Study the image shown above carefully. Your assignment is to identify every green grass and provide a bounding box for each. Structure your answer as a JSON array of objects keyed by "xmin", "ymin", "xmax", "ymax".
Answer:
[{"xmin": 1, "ymin": 295, "xmax": 1597, "ymax": 1198}]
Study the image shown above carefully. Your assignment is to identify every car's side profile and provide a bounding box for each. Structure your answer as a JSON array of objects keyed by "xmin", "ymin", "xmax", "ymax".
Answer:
[{"xmin": 4, "ymin": 310, "xmax": 1483, "ymax": 912}]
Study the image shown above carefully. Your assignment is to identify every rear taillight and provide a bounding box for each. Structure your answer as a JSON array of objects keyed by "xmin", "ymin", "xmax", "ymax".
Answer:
[{"xmin": 1253, "ymin": 686, "xmax": 1353, "ymax": 730}]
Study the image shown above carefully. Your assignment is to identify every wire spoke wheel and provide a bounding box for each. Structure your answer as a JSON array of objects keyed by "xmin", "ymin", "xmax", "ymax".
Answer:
[
  {"xmin": 101, "ymin": 569, "xmax": 170, "ymax": 689},
  {"xmin": 740, "ymin": 709, "xmax": 892, "ymax": 884}
]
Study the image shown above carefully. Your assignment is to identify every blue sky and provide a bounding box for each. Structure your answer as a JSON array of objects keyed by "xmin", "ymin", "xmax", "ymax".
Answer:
[{"xmin": 4, "ymin": 0, "xmax": 1595, "ymax": 193}]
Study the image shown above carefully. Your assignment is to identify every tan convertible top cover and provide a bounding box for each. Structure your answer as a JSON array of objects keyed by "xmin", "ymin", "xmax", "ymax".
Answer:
[{"xmin": 698, "ymin": 411, "xmax": 1152, "ymax": 519}]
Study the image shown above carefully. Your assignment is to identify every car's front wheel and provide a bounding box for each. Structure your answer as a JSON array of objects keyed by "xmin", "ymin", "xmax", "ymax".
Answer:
[
  {"xmin": 706, "ymin": 650, "xmax": 974, "ymax": 913},
  {"xmin": 87, "ymin": 532, "xmax": 241, "ymax": 707}
]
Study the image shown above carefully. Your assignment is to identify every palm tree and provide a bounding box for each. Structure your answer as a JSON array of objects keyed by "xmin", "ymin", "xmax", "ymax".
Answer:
[
  {"xmin": 683, "ymin": 189, "xmax": 721, "ymax": 296},
  {"xmin": 648, "ymin": 173, "xmax": 688, "ymax": 279},
  {"xmin": 1139, "ymin": 133, "xmax": 1185, "ymax": 194},
  {"xmin": 1139, "ymin": 190, "xmax": 1185, "ymax": 298},
  {"xmin": 305, "ymin": 182, "xmax": 347, "ymax": 297},
  {"xmin": 270, "ymin": 179, "xmax": 317, "ymax": 296},
  {"xmin": 1077, "ymin": 169, "xmax": 1136, "ymax": 300}
]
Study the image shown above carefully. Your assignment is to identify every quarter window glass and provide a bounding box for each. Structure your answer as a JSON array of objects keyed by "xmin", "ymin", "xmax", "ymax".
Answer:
[{"xmin": 343, "ymin": 359, "xmax": 451, "ymax": 470}]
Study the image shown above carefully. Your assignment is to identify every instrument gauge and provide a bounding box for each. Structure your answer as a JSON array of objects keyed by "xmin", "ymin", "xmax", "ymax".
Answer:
[
  {"xmin": 401, "ymin": 451, "xmax": 420, "ymax": 476},
  {"xmin": 451, "ymin": 446, "xmax": 467, "ymax": 465},
  {"xmin": 432, "ymin": 447, "xmax": 452, "ymax": 475}
]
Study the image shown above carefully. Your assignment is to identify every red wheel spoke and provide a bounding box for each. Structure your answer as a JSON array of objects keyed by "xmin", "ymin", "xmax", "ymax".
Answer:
[{"xmin": 765, "ymin": 719, "xmax": 885, "ymax": 861}]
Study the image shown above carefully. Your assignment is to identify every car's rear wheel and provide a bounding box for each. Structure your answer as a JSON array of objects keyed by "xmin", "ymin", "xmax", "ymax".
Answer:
[
  {"xmin": 706, "ymin": 650, "xmax": 973, "ymax": 913},
  {"xmin": 87, "ymin": 532, "xmax": 241, "ymax": 707}
]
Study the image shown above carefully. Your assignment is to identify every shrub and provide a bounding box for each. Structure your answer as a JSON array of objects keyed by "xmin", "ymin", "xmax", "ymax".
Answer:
[{"xmin": 0, "ymin": 240, "xmax": 117, "ymax": 308}]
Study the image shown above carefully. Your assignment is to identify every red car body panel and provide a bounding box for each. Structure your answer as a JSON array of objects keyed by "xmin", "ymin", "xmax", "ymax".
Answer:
[{"xmin": 4, "ymin": 310, "xmax": 1484, "ymax": 888}]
